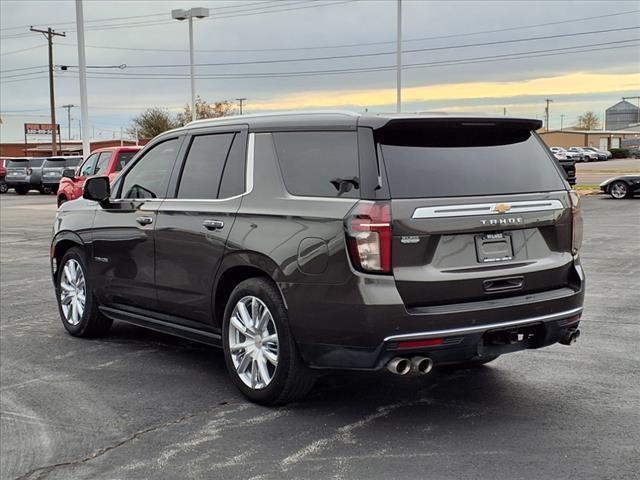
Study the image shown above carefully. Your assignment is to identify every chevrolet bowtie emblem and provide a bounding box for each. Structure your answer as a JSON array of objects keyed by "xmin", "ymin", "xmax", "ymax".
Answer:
[{"xmin": 493, "ymin": 203, "xmax": 512, "ymax": 214}]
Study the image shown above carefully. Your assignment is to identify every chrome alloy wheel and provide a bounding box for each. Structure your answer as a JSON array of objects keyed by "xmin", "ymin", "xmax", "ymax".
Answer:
[
  {"xmin": 610, "ymin": 181, "xmax": 628, "ymax": 199},
  {"xmin": 59, "ymin": 259, "xmax": 86, "ymax": 326},
  {"xmin": 228, "ymin": 296, "xmax": 279, "ymax": 390}
]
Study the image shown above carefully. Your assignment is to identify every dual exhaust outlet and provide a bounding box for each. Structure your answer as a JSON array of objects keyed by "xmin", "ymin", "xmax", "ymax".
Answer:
[{"xmin": 386, "ymin": 356, "xmax": 433, "ymax": 376}]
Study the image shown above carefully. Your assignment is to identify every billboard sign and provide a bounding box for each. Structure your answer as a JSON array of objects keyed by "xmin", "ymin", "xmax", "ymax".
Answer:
[{"xmin": 24, "ymin": 123, "xmax": 60, "ymax": 135}]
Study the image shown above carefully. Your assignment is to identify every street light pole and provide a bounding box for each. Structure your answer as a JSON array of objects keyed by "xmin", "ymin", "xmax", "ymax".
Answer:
[
  {"xmin": 75, "ymin": 0, "xmax": 91, "ymax": 159},
  {"xmin": 396, "ymin": 0, "xmax": 402, "ymax": 113},
  {"xmin": 544, "ymin": 98, "xmax": 553, "ymax": 131},
  {"xmin": 172, "ymin": 7, "xmax": 210, "ymax": 123}
]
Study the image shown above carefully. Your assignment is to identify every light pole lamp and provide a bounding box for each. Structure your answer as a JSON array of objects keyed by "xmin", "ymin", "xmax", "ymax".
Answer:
[{"xmin": 172, "ymin": 7, "xmax": 209, "ymax": 122}]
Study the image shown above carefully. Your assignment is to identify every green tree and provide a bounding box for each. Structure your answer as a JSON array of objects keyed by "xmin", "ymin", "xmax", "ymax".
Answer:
[
  {"xmin": 176, "ymin": 97, "xmax": 235, "ymax": 126},
  {"xmin": 576, "ymin": 111, "xmax": 601, "ymax": 131},
  {"xmin": 127, "ymin": 107, "xmax": 178, "ymax": 140}
]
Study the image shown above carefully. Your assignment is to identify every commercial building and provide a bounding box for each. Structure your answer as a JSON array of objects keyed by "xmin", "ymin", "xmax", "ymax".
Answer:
[
  {"xmin": 539, "ymin": 129, "xmax": 640, "ymax": 150},
  {"xmin": 0, "ymin": 139, "xmax": 145, "ymax": 157}
]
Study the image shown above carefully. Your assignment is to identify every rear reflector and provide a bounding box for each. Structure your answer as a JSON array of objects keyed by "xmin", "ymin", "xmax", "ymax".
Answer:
[{"xmin": 398, "ymin": 338, "xmax": 444, "ymax": 349}]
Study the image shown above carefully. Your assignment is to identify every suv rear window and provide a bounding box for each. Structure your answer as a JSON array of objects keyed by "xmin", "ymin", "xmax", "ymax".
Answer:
[
  {"xmin": 379, "ymin": 126, "xmax": 565, "ymax": 198},
  {"xmin": 7, "ymin": 160, "xmax": 28, "ymax": 167},
  {"xmin": 28, "ymin": 159, "xmax": 45, "ymax": 167},
  {"xmin": 273, "ymin": 131, "xmax": 359, "ymax": 198}
]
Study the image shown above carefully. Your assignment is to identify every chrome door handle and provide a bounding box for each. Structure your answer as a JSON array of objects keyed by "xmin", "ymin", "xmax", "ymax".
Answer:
[
  {"xmin": 136, "ymin": 216, "xmax": 154, "ymax": 226},
  {"xmin": 203, "ymin": 219, "xmax": 224, "ymax": 231}
]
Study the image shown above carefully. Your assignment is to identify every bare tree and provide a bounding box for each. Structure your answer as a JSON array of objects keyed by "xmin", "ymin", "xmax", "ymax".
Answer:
[
  {"xmin": 176, "ymin": 96, "xmax": 235, "ymax": 126},
  {"xmin": 576, "ymin": 112, "xmax": 601, "ymax": 130},
  {"xmin": 126, "ymin": 107, "xmax": 178, "ymax": 140}
]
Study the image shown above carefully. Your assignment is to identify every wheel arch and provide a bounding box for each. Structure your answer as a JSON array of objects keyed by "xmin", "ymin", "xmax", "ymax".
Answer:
[
  {"xmin": 51, "ymin": 231, "xmax": 85, "ymax": 279},
  {"xmin": 213, "ymin": 251, "xmax": 287, "ymax": 329}
]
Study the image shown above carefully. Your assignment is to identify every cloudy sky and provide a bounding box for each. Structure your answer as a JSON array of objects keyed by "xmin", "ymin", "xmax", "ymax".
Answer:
[{"xmin": 1, "ymin": 0, "xmax": 639, "ymax": 142}]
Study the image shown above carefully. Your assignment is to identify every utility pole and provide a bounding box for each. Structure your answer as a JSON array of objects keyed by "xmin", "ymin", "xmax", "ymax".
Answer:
[
  {"xmin": 503, "ymin": 107, "xmax": 507, "ymax": 116},
  {"xmin": 544, "ymin": 98, "xmax": 553, "ymax": 131},
  {"xmin": 236, "ymin": 98, "xmax": 247, "ymax": 115},
  {"xmin": 61, "ymin": 104, "xmax": 76, "ymax": 140},
  {"xmin": 75, "ymin": 0, "xmax": 91, "ymax": 159},
  {"xmin": 30, "ymin": 26, "xmax": 65, "ymax": 156},
  {"xmin": 560, "ymin": 114, "xmax": 564, "ymax": 131},
  {"xmin": 396, "ymin": 0, "xmax": 402, "ymax": 113}
]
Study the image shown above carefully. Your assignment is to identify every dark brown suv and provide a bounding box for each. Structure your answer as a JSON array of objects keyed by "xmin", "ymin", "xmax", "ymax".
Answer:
[{"xmin": 51, "ymin": 112, "xmax": 585, "ymax": 405}]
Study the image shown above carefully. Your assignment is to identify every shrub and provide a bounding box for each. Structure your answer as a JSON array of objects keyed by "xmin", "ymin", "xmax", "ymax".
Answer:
[{"xmin": 609, "ymin": 148, "xmax": 630, "ymax": 159}]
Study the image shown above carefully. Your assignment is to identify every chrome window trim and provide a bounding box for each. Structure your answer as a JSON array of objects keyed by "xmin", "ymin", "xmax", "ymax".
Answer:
[
  {"xmin": 384, "ymin": 307, "xmax": 582, "ymax": 342},
  {"xmin": 412, "ymin": 199, "xmax": 564, "ymax": 219},
  {"xmin": 112, "ymin": 132, "xmax": 256, "ymax": 203}
]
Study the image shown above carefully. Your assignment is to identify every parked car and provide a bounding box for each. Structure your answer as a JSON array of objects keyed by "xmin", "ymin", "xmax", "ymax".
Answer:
[
  {"xmin": 0, "ymin": 163, "xmax": 7, "ymax": 194},
  {"xmin": 599, "ymin": 175, "xmax": 640, "ymax": 199},
  {"xmin": 57, "ymin": 147, "xmax": 140, "ymax": 206},
  {"xmin": 51, "ymin": 112, "xmax": 584, "ymax": 405},
  {"xmin": 568, "ymin": 147, "xmax": 598, "ymax": 162},
  {"xmin": 628, "ymin": 146, "xmax": 640, "ymax": 159},
  {"xmin": 550, "ymin": 147, "xmax": 581, "ymax": 162},
  {"xmin": 5, "ymin": 158, "xmax": 32, "ymax": 194},
  {"xmin": 549, "ymin": 149, "xmax": 576, "ymax": 185},
  {"xmin": 40, "ymin": 156, "xmax": 83, "ymax": 194},
  {"xmin": 582, "ymin": 146, "xmax": 610, "ymax": 161}
]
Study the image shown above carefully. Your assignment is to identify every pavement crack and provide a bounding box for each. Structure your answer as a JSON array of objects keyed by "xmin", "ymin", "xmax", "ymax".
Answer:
[{"xmin": 13, "ymin": 402, "xmax": 233, "ymax": 480}]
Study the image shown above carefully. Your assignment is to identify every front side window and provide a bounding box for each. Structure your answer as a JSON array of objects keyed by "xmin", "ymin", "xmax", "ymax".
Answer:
[
  {"xmin": 177, "ymin": 133, "xmax": 234, "ymax": 199},
  {"xmin": 94, "ymin": 152, "xmax": 112, "ymax": 176},
  {"xmin": 79, "ymin": 154, "xmax": 98, "ymax": 176},
  {"xmin": 120, "ymin": 138, "xmax": 180, "ymax": 199},
  {"xmin": 272, "ymin": 131, "xmax": 359, "ymax": 198}
]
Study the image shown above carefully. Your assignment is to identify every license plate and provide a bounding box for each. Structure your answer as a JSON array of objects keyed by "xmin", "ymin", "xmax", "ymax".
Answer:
[{"xmin": 475, "ymin": 232, "xmax": 513, "ymax": 263}]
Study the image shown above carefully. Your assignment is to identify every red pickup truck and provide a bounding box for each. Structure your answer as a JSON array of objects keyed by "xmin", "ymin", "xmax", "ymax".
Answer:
[{"xmin": 57, "ymin": 146, "xmax": 140, "ymax": 206}]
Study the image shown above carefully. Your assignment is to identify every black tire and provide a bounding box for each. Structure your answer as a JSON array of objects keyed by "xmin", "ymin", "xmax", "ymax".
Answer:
[
  {"xmin": 40, "ymin": 185, "xmax": 54, "ymax": 195},
  {"xmin": 14, "ymin": 186, "xmax": 29, "ymax": 195},
  {"xmin": 55, "ymin": 247, "xmax": 112, "ymax": 337},
  {"xmin": 609, "ymin": 180, "xmax": 630, "ymax": 199},
  {"xmin": 222, "ymin": 277, "xmax": 315, "ymax": 405},
  {"xmin": 57, "ymin": 195, "xmax": 67, "ymax": 207},
  {"xmin": 0, "ymin": 181, "xmax": 7, "ymax": 194}
]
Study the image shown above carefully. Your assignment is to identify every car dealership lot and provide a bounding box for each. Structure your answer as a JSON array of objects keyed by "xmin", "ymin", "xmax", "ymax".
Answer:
[{"xmin": 1, "ymin": 194, "xmax": 638, "ymax": 480}]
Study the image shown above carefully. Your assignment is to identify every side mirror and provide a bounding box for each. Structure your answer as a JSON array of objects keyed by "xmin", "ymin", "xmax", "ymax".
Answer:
[
  {"xmin": 62, "ymin": 168, "xmax": 75, "ymax": 179},
  {"xmin": 83, "ymin": 176, "xmax": 110, "ymax": 203}
]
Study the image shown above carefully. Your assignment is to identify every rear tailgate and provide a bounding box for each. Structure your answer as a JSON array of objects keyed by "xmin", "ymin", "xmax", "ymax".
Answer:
[
  {"xmin": 6, "ymin": 160, "xmax": 29, "ymax": 180},
  {"xmin": 377, "ymin": 119, "xmax": 574, "ymax": 309}
]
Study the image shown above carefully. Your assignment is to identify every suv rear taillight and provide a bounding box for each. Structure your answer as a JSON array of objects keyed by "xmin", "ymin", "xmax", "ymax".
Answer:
[
  {"xmin": 345, "ymin": 201, "xmax": 392, "ymax": 274},
  {"xmin": 569, "ymin": 190, "xmax": 583, "ymax": 254}
]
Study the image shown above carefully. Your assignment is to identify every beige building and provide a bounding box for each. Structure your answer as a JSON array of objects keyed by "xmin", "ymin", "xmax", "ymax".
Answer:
[{"xmin": 539, "ymin": 130, "xmax": 640, "ymax": 150}]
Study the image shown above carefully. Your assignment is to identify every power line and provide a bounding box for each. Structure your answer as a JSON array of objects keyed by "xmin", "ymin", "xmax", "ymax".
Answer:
[
  {"xmin": 53, "ymin": 8, "xmax": 640, "ymax": 54},
  {"xmin": 6, "ymin": 40, "xmax": 635, "ymax": 84},
  {"xmin": 0, "ymin": 1, "xmax": 353, "ymax": 39},
  {"xmin": 0, "ymin": 1, "xmax": 280, "ymax": 33},
  {"xmin": 85, "ymin": 26, "xmax": 640, "ymax": 69}
]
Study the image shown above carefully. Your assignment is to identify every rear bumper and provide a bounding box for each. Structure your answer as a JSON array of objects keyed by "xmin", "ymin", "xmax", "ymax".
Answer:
[
  {"xmin": 286, "ymin": 262, "xmax": 585, "ymax": 370},
  {"xmin": 6, "ymin": 179, "xmax": 29, "ymax": 188}
]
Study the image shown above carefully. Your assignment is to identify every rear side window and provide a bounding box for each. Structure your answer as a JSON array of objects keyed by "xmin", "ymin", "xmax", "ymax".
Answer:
[
  {"xmin": 379, "ymin": 127, "xmax": 566, "ymax": 198},
  {"xmin": 115, "ymin": 151, "xmax": 136, "ymax": 171},
  {"xmin": 273, "ymin": 131, "xmax": 359, "ymax": 198},
  {"xmin": 177, "ymin": 133, "xmax": 235, "ymax": 199},
  {"xmin": 43, "ymin": 159, "xmax": 65, "ymax": 168},
  {"xmin": 218, "ymin": 133, "xmax": 246, "ymax": 198}
]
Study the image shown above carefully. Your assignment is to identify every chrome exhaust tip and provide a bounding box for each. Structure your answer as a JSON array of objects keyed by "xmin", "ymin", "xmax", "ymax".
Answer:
[
  {"xmin": 560, "ymin": 329, "xmax": 581, "ymax": 346},
  {"xmin": 411, "ymin": 356, "xmax": 434, "ymax": 375},
  {"xmin": 386, "ymin": 357, "xmax": 411, "ymax": 375}
]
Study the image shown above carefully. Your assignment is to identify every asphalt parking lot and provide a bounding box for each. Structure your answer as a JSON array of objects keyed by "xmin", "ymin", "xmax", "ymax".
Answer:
[
  {"xmin": 575, "ymin": 157, "xmax": 640, "ymax": 185},
  {"xmin": 1, "ymin": 192, "xmax": 638, "ymax": 480}
]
